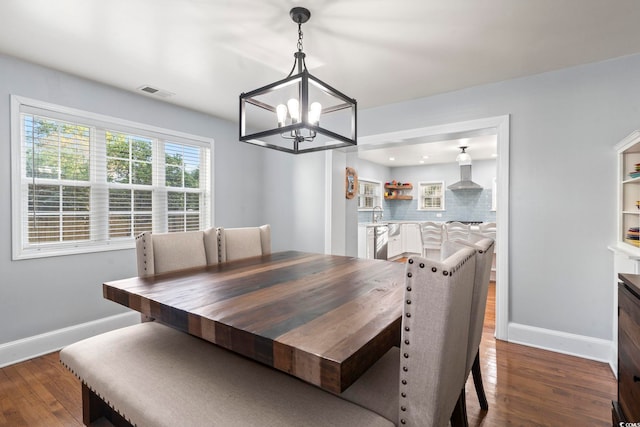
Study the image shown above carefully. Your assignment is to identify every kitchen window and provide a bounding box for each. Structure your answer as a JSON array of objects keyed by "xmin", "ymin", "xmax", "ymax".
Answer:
[
  {"xmin": 11, "ymin": 95, "xmax": 213, "ymax": 260},
  {"xmin": 418, "ymin": 181, "xmax": 445, "ymax": 211},
  {"xmin": 357, "ymin": 179, "xmax": 382, "ymax": 210}
]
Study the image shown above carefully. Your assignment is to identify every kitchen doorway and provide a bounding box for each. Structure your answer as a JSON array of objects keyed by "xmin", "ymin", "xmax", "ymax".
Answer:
[{"xmin": 327, "ymin": 115, "xmax": 510, "ymax": 341}]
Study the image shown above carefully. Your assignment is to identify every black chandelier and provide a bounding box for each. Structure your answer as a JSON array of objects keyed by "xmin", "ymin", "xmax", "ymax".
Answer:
[{"xmin": 239, "ymin": 7, "xmax": 357, "ymax": 154}]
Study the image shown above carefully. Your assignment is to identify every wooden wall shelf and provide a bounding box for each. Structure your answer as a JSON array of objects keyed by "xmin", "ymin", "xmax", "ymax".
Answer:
[
  {"xmin": 384, "ymin": 183, "xmax": 413, "ymax": 200},
  {"xmin": 384, "ymin": 184, "xmax": 413, "ymax": 190}
]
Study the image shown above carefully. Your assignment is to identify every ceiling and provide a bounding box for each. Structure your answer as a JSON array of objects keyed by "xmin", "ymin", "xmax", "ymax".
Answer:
[{"xmin": 2, "ymin": 1, "xmax": 640, "ymax": 147}]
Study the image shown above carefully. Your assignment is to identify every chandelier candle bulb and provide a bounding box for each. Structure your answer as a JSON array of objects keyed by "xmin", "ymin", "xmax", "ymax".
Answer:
[
  {"xmin": 287, "ymin": 98, "xmax": 300, "ymax": 122},
  {"xmin": 276, "ymin": 104, "xmax": 288, "ymax": 127},
  {"xmin": 309, "ymin": 102, "xmax": 322, "ymax": 125}
]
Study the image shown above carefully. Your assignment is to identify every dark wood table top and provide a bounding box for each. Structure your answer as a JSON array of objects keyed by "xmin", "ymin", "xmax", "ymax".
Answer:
[{"xmin": 103, "ymin": 251, "xmax": 405, "ymax": 394}]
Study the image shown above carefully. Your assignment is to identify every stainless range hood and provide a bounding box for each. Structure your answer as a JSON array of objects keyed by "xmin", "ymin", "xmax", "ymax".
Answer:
[{"xmin": 448, "ymin": 164, "xmax": 483, "ymax": 191}]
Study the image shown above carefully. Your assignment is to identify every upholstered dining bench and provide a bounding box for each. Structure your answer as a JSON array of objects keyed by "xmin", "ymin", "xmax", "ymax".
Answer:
[{"xmin": 60, "ymin": 321, "xmax": 394, "ymax": 427}]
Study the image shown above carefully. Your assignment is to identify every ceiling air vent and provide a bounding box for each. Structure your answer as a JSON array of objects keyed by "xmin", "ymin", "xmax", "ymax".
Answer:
[{"xmin": 137, "ymin": 85, "xmax": 175, "ymax": 98}]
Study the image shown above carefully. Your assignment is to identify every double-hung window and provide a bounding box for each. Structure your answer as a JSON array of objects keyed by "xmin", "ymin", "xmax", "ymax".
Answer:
[
  {"xmin": 11, "ymin": 96, "xmax": 213, "ymax": 259},
  {"xmin": 418, "ymin": 181, "xmax": 445, "ymax": 211},
  {"xmin": 357, "ymin": 179, "xmax": 382, "ymax": 210}
]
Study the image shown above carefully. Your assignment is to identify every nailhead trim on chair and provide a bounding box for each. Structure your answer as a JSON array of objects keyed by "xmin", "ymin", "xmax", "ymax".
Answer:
[
  {"xmin": 217, "ymin": 227, "xmax": 223, "ymax": 263},
  {"xmin": 400, "ymin": 252, "xmax": 476, "ymax": 426},
  {"xmin": 136, "ymin": 233, "xmax": 151, "ymax": 274},
  {"xmin": 401, "ymin": 266, "xmax": 413, "ymax": 426}
]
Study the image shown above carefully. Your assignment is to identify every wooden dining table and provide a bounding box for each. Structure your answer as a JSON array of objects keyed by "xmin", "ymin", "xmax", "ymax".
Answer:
[{"xmin": 103, "ymin": 250, "xmax": 406, "ymax": 394}]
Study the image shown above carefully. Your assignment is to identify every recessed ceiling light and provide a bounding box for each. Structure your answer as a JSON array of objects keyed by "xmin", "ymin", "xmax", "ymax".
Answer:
[
  {"xmin": 422, "ymin": 155, "xmax": 429, "ymax": 159},
  {"xmin": 419, "ymin": 160, "xmax": 425, "ymax": 164},
  {"xmin": 389, "ymin": 157, "xmax": 395, "ymax": 161},
  {"xmin": 492, "ymin": 153, "xmax": 498, "ymax": 157}
]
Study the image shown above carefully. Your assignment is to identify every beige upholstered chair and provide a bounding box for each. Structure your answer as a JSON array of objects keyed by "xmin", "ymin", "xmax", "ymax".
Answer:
[
  {"xmin": 135, "ymin": 229, "xmax": 219, "ymax": 277},
  {"xmin": 451, "ymin": 234, "xmax": 496, "ymax": 419},
  {"xmin": 445, "ymin": 221, "xmax": 470, "ymax": 241},
  {"xmin": 340, "ymin": 246, "xmax": 477, "ymax": 427},
  {"xmin": 218, "ymin": 224, "xmax": 271, "ymax": 262},
  {"xmin": 419, "ymin": 221, "xmax": 444, "ymax": 259}
]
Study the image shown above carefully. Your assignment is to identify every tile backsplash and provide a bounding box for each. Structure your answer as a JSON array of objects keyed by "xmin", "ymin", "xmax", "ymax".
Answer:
[{"xmin": 359, "ymin": 189, "xmax": 496, "ymax": 223}]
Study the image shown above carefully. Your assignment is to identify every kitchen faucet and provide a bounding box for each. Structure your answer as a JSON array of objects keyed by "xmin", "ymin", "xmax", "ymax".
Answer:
[{"xmin": 372, "ymin": 206, "xmax": 383, "ymax": 223}]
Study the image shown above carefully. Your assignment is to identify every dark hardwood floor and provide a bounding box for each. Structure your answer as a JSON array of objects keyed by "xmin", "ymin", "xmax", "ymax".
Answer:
[
  {"xmin": 467, "ymin": 283, "xmax": 616, "ymax": 426},
  {"xmin": 0, "ymin": 283, "xmax": 616, "ymax": 426}
]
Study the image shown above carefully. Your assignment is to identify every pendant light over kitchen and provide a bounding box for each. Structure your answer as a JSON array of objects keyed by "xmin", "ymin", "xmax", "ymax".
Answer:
[
  {"xmin": 239, "ymin": 7, "xmax": 357, "ymax": 154},
  {"xmin": 456, "ymin": 146, "xmax": 472, "ymax": 165},
  {"xmin": 449, "ymin": 146, "xmax": 483, "ymax": 190}
]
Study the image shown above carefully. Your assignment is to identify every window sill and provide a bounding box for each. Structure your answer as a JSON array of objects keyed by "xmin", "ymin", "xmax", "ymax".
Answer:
[{"xmin": 13, "ymin": 239, "xmax": 135, "ymax": 260}]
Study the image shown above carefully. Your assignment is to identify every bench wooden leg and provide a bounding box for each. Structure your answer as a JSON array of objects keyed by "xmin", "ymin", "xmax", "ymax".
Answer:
[
  {"xmin": 82, "ymin": 383, "xmax": 132, "ymax": 427},
  {"xmin": 82, "ymin": 383, "xmax": 105, "ymax": 425}
]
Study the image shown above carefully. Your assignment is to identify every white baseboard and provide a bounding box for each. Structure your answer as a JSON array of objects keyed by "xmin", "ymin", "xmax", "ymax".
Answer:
[
  {"xmin": 0, "ymin": 311, "xmax": 140, "ymax": 368},
  {"xmin": 507, "ymin": 322, "xmax": 615, "ymax": 373}
]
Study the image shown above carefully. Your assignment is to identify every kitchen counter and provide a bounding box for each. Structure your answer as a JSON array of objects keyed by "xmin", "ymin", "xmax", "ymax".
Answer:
[{"xmin": 358, "ymin": 220, "xmax": 425, "ymax": 227}]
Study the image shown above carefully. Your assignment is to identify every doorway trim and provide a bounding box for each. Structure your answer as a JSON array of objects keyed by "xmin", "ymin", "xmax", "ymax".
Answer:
[{"xmin": 332, "ymin": 115, "xmax": 510, "ymax": 341}]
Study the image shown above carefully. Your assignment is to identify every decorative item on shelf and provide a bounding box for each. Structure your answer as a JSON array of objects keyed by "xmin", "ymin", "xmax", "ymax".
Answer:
[
  {"xmin": 636, "ymin": 200, "xmax": 640, "ymax": 210},
  {"xmin": 630, "ymin": 163, "xmax": 640, "ymax": 179},
  {"xmin": 238, "ymin": 7, "xmax": 357, "ymax": 154},
  {"xmin": 626, "ymin": 227, "xmax": 640, "ymax": 247},
  {"xmin": 384, "ymin": 181, "xmax": 413, "ymax": 200},
  {"xmin": 345, "ymin": 167, "xmax": 358, "ymax": 199}
]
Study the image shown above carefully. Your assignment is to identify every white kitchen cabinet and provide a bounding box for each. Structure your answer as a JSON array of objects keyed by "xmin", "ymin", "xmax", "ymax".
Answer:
[
  {"xmin": 359, "ymin": 222, "xmax": 424, "ymax": 260},
  {"xmin": 401, "ymin": 223, "xmax": 422, "ymax": 255},
  {"xmin": 388, "ymin": 232, "xmax": 402, "ymax": 259},
  {"xmin": 358, "ymin": 225, "xmax": 375, "ymax": 259}
]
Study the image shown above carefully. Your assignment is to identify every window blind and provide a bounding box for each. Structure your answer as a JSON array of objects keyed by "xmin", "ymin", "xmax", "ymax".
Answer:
[{"xmin": 12, "ymin": 96, "xmax": 212, "ymax": 259}]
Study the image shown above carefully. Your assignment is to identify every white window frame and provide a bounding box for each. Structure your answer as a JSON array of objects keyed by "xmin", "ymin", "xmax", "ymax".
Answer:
[
  {"xmin": 357, "ymin": 178, "xmax": 382, "ymax": 211},
  {"xmin": 418, "ymin": 181, "xmax": 445, "ymax": 211},
  {"xmin": 11, "ymin": 95, "xmax": 214, "ymax": 260}
]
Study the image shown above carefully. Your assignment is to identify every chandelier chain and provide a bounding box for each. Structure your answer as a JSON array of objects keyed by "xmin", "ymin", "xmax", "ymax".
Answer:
[{"xmin": 297, "ymin": 23, "xmax": 304, "ymax": 52}]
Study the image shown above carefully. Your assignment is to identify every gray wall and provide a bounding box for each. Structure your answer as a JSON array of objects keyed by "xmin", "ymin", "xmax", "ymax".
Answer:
[
  {"xmin": 392, "ymin": 158, "xmax": 496, "ymax": 189},
  {"xmin": 259, "ymin": 148, "xmax": 327, "ymax": 253},
  {"xmin": 0, "ymin": 54, "xmax": 265, "ymax": 344}
]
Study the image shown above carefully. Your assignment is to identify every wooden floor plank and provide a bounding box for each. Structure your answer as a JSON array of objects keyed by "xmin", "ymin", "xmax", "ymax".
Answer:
[
  {"xmin": 0, "ymin": 283, "xmax": 617, "ymax": 426},
  {"xmin": 30, "ymin": 353, "xmax": 82, "ymax": 419},
  {"xmin": 0, "ymin": 357, "xmax": 82, "ymax": 427}
]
